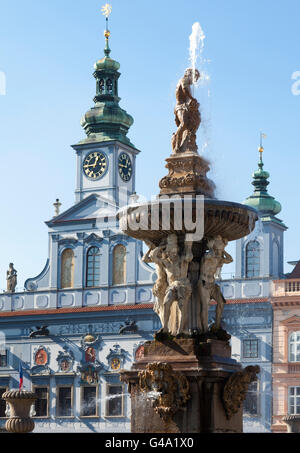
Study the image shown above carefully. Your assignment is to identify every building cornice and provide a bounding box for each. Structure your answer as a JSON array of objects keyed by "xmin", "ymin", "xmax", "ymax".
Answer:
[{"xmin": 0, "ymin": 303, "xmax": 154, "ymax": 319}]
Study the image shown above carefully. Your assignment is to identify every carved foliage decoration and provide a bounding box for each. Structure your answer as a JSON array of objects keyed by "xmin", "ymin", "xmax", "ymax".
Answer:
[
  {"xmin": 138, "ymin": 362, "xmax": 190, "ymax": 421},
  {"xmin": 222, "ymin": 365, "xmax": 260, "ymax": 420}
]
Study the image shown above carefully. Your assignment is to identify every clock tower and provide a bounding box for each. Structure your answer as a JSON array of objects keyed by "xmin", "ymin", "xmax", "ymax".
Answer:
[{"xmin": 72, "ymin": 21, "xmax": 139, "ymax": 206}]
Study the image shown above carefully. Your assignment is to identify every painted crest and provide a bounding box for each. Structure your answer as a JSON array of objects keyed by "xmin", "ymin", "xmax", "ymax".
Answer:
[
  {"xmin": 106, "ymin": 344, "xmax": 127, "ymax": 371},
  {"xmin": 30, "ymin": 345, "xmax": 51, "ymax": 375}
]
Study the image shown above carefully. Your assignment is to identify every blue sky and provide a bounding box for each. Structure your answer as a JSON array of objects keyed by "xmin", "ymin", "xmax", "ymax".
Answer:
[{"xmin": 0, "ymin": 0, "xmax": 299, "ymax": 288}]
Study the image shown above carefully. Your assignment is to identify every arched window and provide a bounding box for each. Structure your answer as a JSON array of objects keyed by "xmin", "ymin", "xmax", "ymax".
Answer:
[
  {"xmin": 289, "ymin": 332, "xmax": 300, "ymax": 362},
  {"xmin": 99, "ymin": 79, "xmax": 105, "ymax": 94},
  {"xmin": 61, "ymin": 249, "xmax": 75, "ymax": 289},
  {"xmin": 113, "ymin": 245, "xmax": 126, "ymax": 285},
  {"xmin": 86, "ymin": 247, "xmax": 100, "ymax": 287},
  {"xmin": 106, "ymin": 79, "xmax": 113, "ymax": 94},
  {"xmin": 246, "ymin": 240, "xmax": 260, "ymax": 278}
]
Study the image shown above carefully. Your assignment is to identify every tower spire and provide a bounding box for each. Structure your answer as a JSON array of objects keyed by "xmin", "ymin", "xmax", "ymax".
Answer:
[{"xmin": 78, "ymin": 3, "xmax": 134, "ymax": 147}]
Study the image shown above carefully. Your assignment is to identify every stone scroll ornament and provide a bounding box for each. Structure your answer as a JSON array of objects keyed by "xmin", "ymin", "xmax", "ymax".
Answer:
[
  {"xmin": 138, "ymin": 362, "xmax": 190, "ymax": 421},
  {"xmin": 222, "ymin": 365, "xmax": 260, "ymax": 420}
]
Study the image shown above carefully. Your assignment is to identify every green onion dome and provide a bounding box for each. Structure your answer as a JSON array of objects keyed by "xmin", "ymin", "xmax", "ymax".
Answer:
[{"xmin": 243, "ymin": 147, "xmax": 282, "ymax": 216}]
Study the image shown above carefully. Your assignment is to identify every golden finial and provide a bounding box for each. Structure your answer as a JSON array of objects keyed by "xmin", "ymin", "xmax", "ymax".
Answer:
[{"xmin": 258, "ymin": 132, "xmax": 267, "ymax": 163}]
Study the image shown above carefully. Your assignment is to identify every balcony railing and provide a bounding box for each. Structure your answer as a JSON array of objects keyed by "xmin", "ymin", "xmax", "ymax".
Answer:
[{"xmin": 272, "ymin": 279, "xmax": 300, "ymax": 297}]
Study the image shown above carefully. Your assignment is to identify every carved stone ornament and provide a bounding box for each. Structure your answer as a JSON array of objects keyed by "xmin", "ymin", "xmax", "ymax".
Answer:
[
  {"xmin": 77, "ymin": 362, "xmax": 104, "ymax": 385},
  {"xmin": 56, "ymin": 347, "xmax": 75, "ymax": 373},
  {"xmin": 80, "ymin": 332, "xmax": 103, "ymax": 354},
  {"xmin": 222, "ymin": 365, "xmax": 260, "ymax": 420},
  {"xmin": 138, "ymin": 362, "xmax": 190, "ymax": 421}
]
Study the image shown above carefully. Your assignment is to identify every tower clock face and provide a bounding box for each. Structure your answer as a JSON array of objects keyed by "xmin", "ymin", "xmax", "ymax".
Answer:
[
  {"xmin": 118, "ymin": 153, "xmax": 132, "ymax": 182},
  {"xmin": 83, "ymin": 151, "xmax": 108, "ymax": 180}
]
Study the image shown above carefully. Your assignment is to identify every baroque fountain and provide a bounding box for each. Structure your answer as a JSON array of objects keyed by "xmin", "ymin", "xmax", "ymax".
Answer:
[{"xmin": 119, "ymin": 61, "xmax": 260, "ymax": 432}]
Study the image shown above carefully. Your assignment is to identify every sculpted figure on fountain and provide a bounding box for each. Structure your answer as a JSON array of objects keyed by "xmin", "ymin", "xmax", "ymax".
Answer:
[
  {"xmin": 198, "ymin": 235, "xmax": 233, "ymax": 333},
  {"xmin": 143, "ymin": 234, "xmax": 193, "ymax": 336},
  {"xmin": 171, "ymin": 68, "xmax": 201, "ymax": 154}
]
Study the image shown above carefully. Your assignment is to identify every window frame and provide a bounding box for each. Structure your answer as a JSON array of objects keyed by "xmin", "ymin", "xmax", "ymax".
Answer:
[
  {"xmin": 242, "ymin": 339, "xmax": 259, "ymax": 359},
  {"xmin": 245, "ymin": 240, "xmax": 260, "ymax": 278},
  {"xmin": 0, "ymin": 349, "xmax": 8, "ymax": 368},
  {"xmin": 288, "ymin": 386, "xmax": 300, "ymax": 415},
  {"xmin": 32, "ymin": 385, "xmax": 50, "ymax": 419},
  {"xmin": 80, "ymin": 385, "xmax": 99, "ymax": 418},
  {"xmin": 289, "ymin": 331, "xmax": 300, "ymax": 363},
  {"xmin": 56, "ymin": 385, "xmax": 74, "ymax": 418},
  {"xmin": 243, "ymin": 380, "xmax": 260, "ymax": 417},
  {"xmin": 0, "ymin": 386, "xmax": 8, "ymax": 418},
  {"xmin": 105, "ymin": 383, "xmax": 125, "ymax": 418},
  {"xmin": 86, "ymin": 246, "xmax": 101, "ymax": 288}
]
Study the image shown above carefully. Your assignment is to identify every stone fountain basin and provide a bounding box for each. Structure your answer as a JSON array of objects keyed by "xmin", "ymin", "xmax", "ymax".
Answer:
[{"xmin": 118, "ymin": 198, "xmax": 258, "ymax": 244}]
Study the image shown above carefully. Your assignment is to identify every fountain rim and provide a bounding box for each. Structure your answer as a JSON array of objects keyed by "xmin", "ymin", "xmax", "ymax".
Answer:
[{"xmin": 117, "ymin": 197, "xmax": 258, "ymax": 216}]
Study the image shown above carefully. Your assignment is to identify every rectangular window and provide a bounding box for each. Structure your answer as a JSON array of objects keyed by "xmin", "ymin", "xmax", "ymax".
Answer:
[
  {"xmin": 81, "ymin": 386, "xmax": 97, "ymax": 417},
  {"xmin": 0, "ymin": 350, "xmax": 7, "ymax": 367},
  {"xmin": 57, "ymin": 387, "xmax": 73, "ymax": 417},
  {"xmin": 289, "ymin": 387, "xmax": 300, "ymax": 415},
  {"xmin": 0, "ymin": 388, "xmax": 7, "ymax": 417},
  {"xmin": 106, "ymin": 385, "xmax": 123, "ymax": 417},
  {"xmin": 242, "ymin": 339, "xmax": 259, "ymax": 358},
  {"xmin": 244, "ymin": 381, "xmax": 259, "ymax": 415},
  {"xmin": 34, "ymin": 387, "xmax": 48, "ymax": 417}
]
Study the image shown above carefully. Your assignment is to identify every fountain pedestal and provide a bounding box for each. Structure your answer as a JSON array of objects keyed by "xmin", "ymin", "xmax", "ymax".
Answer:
[
  {"xmin": 121, "ymin": 338, "xmax": 257, "ymax": 433},
  {"xmin": 2, "ymin": 390, "xmax": 36, "ymax": 433}
]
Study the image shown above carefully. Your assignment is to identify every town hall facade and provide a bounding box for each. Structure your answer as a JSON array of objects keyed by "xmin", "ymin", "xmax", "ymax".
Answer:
[{"xmin": 0, "ymin": 29, "xmax": 157, "ymax": 432}]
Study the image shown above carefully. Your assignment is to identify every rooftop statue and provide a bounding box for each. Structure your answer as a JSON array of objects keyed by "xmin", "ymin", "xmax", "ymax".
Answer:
[{"xmin": 6, "ymin": 263, "xmax": 17, "ymax": 293}]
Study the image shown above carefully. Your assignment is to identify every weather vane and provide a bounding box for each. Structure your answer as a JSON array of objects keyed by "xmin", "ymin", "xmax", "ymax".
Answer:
[
  {"xmin": 101, "ymin": 3, "xmax": 112, "ymax": 46},
  {"xmin": 259, "ymin": 131, "xmax": 267, "ymax": 158}
]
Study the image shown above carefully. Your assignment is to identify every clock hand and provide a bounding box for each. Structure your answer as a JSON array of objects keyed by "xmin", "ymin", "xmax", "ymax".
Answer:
[{"xmin": 93, "ymin": 156, "xmax": 100, "ymax": 167}]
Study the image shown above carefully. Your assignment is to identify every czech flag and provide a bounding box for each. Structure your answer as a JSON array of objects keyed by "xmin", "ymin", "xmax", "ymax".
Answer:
[{"xmin": 19, "ymin": 361, "xmax": 23, "ymax": 390}]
